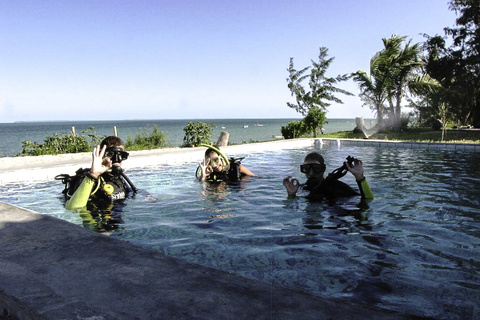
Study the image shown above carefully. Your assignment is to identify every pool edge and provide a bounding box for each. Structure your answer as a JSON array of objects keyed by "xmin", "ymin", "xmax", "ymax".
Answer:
[{"xmin": 0, "ymin": 201, "xmax": 425, "ymax": 320}]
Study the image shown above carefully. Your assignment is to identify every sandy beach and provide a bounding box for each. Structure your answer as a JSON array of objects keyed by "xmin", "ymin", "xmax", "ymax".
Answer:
[{"xmin": 0, "ymin": 138, "xmax": 315, "ymax": 184}]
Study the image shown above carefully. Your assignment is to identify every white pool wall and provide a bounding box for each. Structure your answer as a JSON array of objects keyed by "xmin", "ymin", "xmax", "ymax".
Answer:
[
  {"xmin": 0, "ymin": 139, "xmax": 315, "ymax": 184},
  {"xmin": 2, "ymin": 138, "xmax": 478, "ymax": 185}
]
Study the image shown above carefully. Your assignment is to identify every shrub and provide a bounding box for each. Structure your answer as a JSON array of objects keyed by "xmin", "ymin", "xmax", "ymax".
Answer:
[
  {"xmin": 20, "ymin": 127, "xmax": 99, "ymax": 156},
  {"xmin": 281, "ymin": 120, "xmax": 306, "ymax": 139},
  {"xmin": 125, "ymin": 125, "xmax": 168, "ymax": 150},
  {"xmin": 182, "ymin": 121, "xmax": 214, "ymax": 147}
]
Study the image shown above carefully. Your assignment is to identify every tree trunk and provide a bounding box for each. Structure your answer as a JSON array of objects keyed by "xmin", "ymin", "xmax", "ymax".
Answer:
[
  {"xmin": 216, "ymin": 131, "xmax": 230, "ymax": 147},
  {"xmin": 393, "ymin": 93, "xmax": 403, "ymax": 132}
]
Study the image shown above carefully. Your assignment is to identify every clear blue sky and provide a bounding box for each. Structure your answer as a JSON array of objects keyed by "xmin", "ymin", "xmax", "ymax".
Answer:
[{"xmin": 0, "ymin": 0, "xmax": 457, "ymax": 122}]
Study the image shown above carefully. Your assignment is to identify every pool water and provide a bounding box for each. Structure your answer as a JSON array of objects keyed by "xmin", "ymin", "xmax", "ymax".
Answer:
[{"xmin": 1, "ymin": 145, "xmax": 479, "ymax": 319}]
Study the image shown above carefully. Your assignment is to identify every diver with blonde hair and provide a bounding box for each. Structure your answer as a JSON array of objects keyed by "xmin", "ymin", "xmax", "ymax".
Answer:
[{"xmin": 197, "ymin": 144, "xmax": 255, "ymax": 182}]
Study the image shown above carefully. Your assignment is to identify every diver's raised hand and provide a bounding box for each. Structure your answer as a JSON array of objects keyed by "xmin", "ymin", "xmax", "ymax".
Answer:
[
  {"xmin": 345, "ymin": 158, "xmax": 365, "ymax": 181},
  {"xmin": 283, "ymin": 176, "xmax": 300, "ymax": 197},
  {"xmin": 89, "ymin": 145, "xmax": 112, "ymax": 179},
  {"xmin": 198, "ymin": 158, "xmax": 213, "ymax": 181}
]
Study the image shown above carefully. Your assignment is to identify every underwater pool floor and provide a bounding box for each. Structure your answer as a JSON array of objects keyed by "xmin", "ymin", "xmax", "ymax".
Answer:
[{"xmin": 0, "ymin": 202, "xmax": 421, "ymax": 320}]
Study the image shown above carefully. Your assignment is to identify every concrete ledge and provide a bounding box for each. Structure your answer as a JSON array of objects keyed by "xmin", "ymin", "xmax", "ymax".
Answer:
[
  {"xmin": 3, "ymin": 138, "xmax": 477, "ymax": 185},
  {"xmin": 0, "ymin": 202, "xmax": 425, "ymax": 320},
  {"xmin": 0, "ymin": 139, "xmax": 315, "ymax": 185},
  {"xmin": 315, "ymin": 138, "xmax": 480, "ymax": 151}
]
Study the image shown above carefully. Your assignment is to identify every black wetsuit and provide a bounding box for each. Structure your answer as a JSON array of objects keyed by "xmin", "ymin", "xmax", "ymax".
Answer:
[
  {"xmin": 304, "ymin": 177, "xmax": 359, "ymax": 202},
  {"xmin": 87, "ymin": 172, "xmax": 131, "ymax": 210}
]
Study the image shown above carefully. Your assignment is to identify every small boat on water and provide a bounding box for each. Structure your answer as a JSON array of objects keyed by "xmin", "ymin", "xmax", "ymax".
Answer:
[
  {"xmin": 254, "ymin": 122, "xmax": 263, "ymax": 127},
  {"xmin": 243, "ymin": 124, "xmax": 248, "ymax": 128}
]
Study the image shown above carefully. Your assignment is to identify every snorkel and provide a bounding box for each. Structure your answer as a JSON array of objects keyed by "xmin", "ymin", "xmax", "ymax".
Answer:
[{"xmin": 198, "ymin": 143, "xmax": 230, "ymax": 165}]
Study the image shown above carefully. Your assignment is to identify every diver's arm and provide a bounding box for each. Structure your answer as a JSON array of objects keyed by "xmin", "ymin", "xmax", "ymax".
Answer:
[
  {"xmin": 346, "ymin": 158, "xmax": 374, "ymax": 199},
  {"xmin": 239, "ymin": 164, "xmax": 255, "ymax": 176},
  {"xmin": 356, "ymin": 177, "xmax": 374, "ymax": 199},
  {"xmin": 65, "ymin": 176, "xmax": 96, "ymax": 210}
]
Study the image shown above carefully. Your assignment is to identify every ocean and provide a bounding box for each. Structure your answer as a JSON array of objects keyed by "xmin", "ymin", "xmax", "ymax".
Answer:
[{"xmin": 0, "ymin": 118, "xmax": 375, "ymax": 157}]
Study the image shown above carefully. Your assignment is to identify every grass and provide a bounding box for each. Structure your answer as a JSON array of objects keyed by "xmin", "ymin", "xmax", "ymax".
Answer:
[{"xmin": 321, "ymin": 127, "xmax": 480, "ymax": 144}]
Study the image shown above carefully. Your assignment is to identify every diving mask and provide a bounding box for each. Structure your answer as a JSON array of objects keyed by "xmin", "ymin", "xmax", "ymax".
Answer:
[
  {"xmin": 300, "ymin": 163, "xmax": 325, "ymax": 173},
  {"xmin": 105, "ymin": 147, "xmax": 129, "ymax": 164}
]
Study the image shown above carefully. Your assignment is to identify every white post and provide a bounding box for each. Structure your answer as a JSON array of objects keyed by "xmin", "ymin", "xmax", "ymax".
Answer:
[{"xmin": 113, "ymin": 126, "xmax": 118, "ymax": 137}]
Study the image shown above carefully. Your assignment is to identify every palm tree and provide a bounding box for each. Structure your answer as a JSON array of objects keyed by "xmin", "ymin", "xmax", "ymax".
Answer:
[
  {"xmin": 385, "ymin": 36, "xmax": 424, "ymax": 131},
  {"xmin": 352, "ymin": 52, "xmax": 389, "ymax": 128},
  {"xmin": 354, "ymin": 35, "xmax": 438, "ymax": 131}
]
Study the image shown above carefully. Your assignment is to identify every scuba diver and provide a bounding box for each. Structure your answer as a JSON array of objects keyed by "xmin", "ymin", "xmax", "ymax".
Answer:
[
  {"xmin": 55, "ymin": 136, "xmax": 138, "ymax": 211},
  {"xmin": 283, "ymin": 152, "xmax": 374, "ymax": 202},
  {"xmin": 196, "ymin": 144, "xmax": 255, "ymax": 182}
]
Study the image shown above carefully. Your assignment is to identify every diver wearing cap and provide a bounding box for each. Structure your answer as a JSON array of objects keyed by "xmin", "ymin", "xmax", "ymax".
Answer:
[
  {"xmin": 283, "ymin": 152, "xmax": 373, "ymax": 201},
  {"xmin": 197, "ymin": 145, "xmax": 255, "ymax": 182},
  {"xmin": 58, "ymin": 136, "xmax": 137, "ymax": 211}
]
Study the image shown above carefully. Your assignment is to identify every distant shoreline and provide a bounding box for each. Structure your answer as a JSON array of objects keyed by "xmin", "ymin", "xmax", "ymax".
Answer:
[{"xmin": 7, "ymin": 117, "xmax": 374, "ymax": 125}]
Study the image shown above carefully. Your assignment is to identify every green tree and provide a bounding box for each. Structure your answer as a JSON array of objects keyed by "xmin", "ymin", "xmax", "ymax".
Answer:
[
  {"xmin": 182, "ymin": 121, "xmax": 214, "ymax": 147},
  {"xmin": 303, "ymin": 107, "xmax": 327, "ymax": 138},
  {"xmin": 423, "ymin": 0, "xmax": 480, "ymax": 127},
  {"xmin": 286, "ymin": 47, "xmax": 352, "ymax": 116}
]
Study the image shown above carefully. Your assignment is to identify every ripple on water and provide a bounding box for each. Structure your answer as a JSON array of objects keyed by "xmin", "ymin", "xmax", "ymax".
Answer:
[{"xmin": 0, "ymin": 146, "xmax": 479, "ymax": 320}]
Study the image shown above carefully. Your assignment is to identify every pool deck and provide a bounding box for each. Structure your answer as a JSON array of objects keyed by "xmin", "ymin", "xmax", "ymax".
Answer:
[
  {"xmin": 1, "ymin": 138, "xmax": 471, "ymax": 319},
  {"xmin": 1, "ymin": 202, "xmax": 426, "ymax": 320}
]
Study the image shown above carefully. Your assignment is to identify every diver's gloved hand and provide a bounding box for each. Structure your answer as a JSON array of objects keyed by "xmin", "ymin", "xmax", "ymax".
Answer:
[
  {"xmin": 283, "ymin": 176, "xmax": 300, "ymax": 197},
  {"xmin": 89, "ymin": 145, "xmax": 113, "ymax": 179},
  {"xmin": 345, "ymin": 158, "xmax": 365, "ymax": 181}
]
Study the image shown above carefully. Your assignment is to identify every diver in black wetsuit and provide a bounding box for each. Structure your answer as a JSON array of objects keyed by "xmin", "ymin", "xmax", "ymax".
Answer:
[
  {"xmin": 283, "ymin": 152, "xmax": 373, "ymax": 201},
  {"xmin": 56, "ymin": 136, "xmax": 138, "ymax": 211}
]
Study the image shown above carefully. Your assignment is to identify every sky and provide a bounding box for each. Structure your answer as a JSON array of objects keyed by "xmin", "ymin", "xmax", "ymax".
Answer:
[{"xmin": 0, "ymin": 0, "xmax": 458, "ymax": 122}]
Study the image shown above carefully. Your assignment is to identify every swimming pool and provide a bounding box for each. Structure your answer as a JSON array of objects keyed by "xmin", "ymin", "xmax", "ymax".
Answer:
[{"xmin": 1, "ymin": 143, "xmax": 479, "ymax": 319}]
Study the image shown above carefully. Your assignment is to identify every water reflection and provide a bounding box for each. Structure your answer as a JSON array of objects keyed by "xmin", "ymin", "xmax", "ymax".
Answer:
[{"xmin": 78, "ymin": 203, "xmax": 126, "ymax": 233}]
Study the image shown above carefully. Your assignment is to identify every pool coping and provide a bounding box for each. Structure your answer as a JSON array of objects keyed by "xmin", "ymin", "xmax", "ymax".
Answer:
[
  {"xmin": 0, "ymin": 202, "xmax": 426, "ymax": 320},
  {"xmin": 315, "ymin": 137, "xmax": 480, "ymax": 151},
  {"xmin": 0, "ymin": 138, "xmax": 315, "ymax": 185},
  {"xmin": 1, "ymin": 137, "xmax": 478, "ymax": 185}
]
